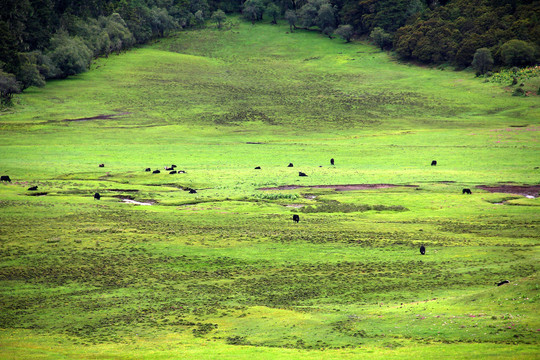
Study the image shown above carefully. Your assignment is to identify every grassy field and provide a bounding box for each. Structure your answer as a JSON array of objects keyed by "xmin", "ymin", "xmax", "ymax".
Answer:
[{"xmin": 0, "ymin": 18, "xmax": 539, "ymax": 359}]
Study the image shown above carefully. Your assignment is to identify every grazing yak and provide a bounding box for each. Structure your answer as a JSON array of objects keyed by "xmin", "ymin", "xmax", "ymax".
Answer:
[
  {"xmin": 169, "ymin": 171, "xmax": 177, "ymax": 174},
  {"xmin": 497, "ymin": 280, "xmax": 510, "ymax": 286},
  {"xmin": 145, "ymin": 168, "xmax": 151, "ymax": 172},
  {"xmin": 189, "ymin": 189, "xmax": 197, "ymax": 194},
  {"xmin": 255, "ymin": 166, "xmax": 261, "ymax": 169},
  {"xmin": 94, "ymin": 193, "xmax": 101, "ymax": 200},
  {"xmin": 293, "ymin": 214, "xmax": 300, "ymax": 223},
  {"xmin": 331, "ymin": 158, "xmax": 334, "ymax": 165},
  {"xmin": 288, "ymin": 163, "xmax": 294, "ymax": 167},
  {"xmin": 1, "ymin": 175, "xmax": 11, "ymax": 182},
  {"xmin": 299, "ymin": 172, "xmax": 307, "ymax": 177},
  {"xmin": 152, "ymin": 170, "xmax": 160, "ymax": 174},
  {"xmin": 28, "ymin": 186, "xmax": 38, "ymax": 191},
  {"xmin": 431, "ymin": 160, "xmax": 437, "ymax": 166},
  {"xmin": 462, "ymin": 188, "xmax": 472, "ymax": 194},
  {"xmin": 171, "ymin": 165, "xmax": 177, "ymax": 168},
  {"xmin": 165, "ymin": 167, "xmax": 174, "ymax": 170},
  {"xmin": 99, "ymin": 164, "xmax": 105, "ymax": 167},
  {"xmin": 420, "ymin": 245, "xmax": 426, "ymax": 255}
]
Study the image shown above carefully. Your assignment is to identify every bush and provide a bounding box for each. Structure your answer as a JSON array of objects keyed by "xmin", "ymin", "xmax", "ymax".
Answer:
[
  {"xmin": 500, "ymin": 40, "xmax": 536, "ymax": 67},
  {"xmin": 0, "ymin": 70, "xmax": 21, "ymax": 106},
  {"xmin": 48, "ymin": 32, "xmax": 92, "ymax": 78},
  {"xmin": 471, "ymin": 48, "xmax": 493, "ymax": 75},
  {"xmin": 512, "ymin": 87, "xmax": 525, "ymax": 96}
]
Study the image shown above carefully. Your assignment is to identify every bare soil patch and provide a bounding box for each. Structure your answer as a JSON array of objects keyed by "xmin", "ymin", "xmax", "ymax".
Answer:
[
  {"xmin": 477, "ymin": 184, "xmax": 540, "ymax": 198},
  {"xmin": 259, "ymin": 184, "xmax": 418, "ymax": 191},
  {"xmin": 64, "ymin": 112, "xmax": 131, "ymax": 122}
]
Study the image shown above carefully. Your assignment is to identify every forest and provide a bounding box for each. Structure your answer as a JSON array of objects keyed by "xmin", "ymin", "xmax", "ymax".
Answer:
[{"xmin": 1, "ymin": 0, "xmax": 539, "ymax": 105}]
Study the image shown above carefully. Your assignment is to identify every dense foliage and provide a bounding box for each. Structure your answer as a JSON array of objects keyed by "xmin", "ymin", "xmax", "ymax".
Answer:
[{"xmin": 392, "ymin": 0, "xmax": 539, "ymax": 67}]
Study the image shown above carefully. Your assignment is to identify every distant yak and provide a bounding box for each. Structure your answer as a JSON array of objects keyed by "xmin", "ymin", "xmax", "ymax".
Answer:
[
  {"xmin": 165, "ymin": 167, "xmax": 174, "ymax": 170},
  {"xmin": 331, "ymin": 158, "xmax": 334, "ymax": 166},
  {"xmin": 145, "ymin": 168, "xmax": 151, "ymax": 172},
  {"xmin": 420, "ymin": 245, "xmax": 426, "ymax": 255},
  {"xmin": 299, "ymin": 172, "xmax": 307, "ymax": 177},
  {"xmin": 431, "ymin": 160, "xmax": 437, "ymax": 166},
  {"xmin": 99, "ymin": 164, "xmax": 105, "ymax": 167},
  {"xmin": 169, "ymin": 170, "xmax": 177, "ymax": 174},
  {"xmin": 293, "ymin": 214, "xmax": 300, "ymax": 223},
  {"xmin": 152, "ymin": 170, "xmax": 160, "ymax": 174},
  {"xmin": 496, "ymin": 280, "xmax": 510, "ymax": 286},
  {"xmin": 288, "ymin": 163, "xmax": 294, "ymax": 167},
  {"xmin": 94, "ymin": 193, "xmax": 101, "ymax": 200},
  {"xmin": 1, "ymin": 175, "xmax": 11, "ymax": 182},
  {"xmin": 189, "ymin": 189, "xmax": 197, "ymax": 194},
  {"xmin": 255, "ymin": 166, "xmax": 261, "ymax": 169},
  {"xmin": 171, "ymin": 165, "xmax": 177, "ymax": 168},
  {"xmin": 462, "ymin": 188, "xmax": 472, "ymax": 194},
  {"xmin": 28, "ymin": 186, "xmax": 38, "ymax": 191}
]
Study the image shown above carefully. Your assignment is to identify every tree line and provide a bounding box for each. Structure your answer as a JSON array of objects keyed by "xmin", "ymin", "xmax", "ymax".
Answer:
[{"xmin": 1, "ymin": 0, "xmax": 539, "ymax": 105}]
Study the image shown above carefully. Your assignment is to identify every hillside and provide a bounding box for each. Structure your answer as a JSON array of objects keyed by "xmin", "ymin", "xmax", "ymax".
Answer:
[{"xmin": 0, "ymin": 21, "xmax": 539, "ymax": 359}]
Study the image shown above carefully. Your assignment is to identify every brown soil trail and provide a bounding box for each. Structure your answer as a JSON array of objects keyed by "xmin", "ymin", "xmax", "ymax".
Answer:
[{"xmin": 477, "ymin": 184, "xmax": 540, "ymax": 198}]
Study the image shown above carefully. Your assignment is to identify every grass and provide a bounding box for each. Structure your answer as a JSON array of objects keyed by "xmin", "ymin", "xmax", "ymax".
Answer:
[{"xmin": 0, "ymin": 18, "xmax": 539, "ymax": 359}]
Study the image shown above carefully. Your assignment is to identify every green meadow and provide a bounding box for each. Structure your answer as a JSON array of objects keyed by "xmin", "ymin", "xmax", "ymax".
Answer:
[{"xmin": 0, "ymin": 19, "xmax": 539, "ymax": 359}]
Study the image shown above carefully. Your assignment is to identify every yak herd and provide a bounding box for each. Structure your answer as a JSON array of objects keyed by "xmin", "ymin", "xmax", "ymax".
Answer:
[
  {"xmin": 2, "ymin": 159, "xmax": 476, "ymax": 204},
  {"xmin": 1, "ymin": 159, "xmax": 513, "ymax": 284}
]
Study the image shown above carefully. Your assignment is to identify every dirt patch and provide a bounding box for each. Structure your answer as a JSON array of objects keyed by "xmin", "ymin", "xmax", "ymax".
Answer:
[
  {"xmin": 477, "ymin": 184, "xmax": 540, "ymax": 198},
  {"xmin": 259, "ymin": 184, "xmax": 418, "ymax": 191},
  {"xmin": 64, "ymin": 112, "xmax": 131, "ymax": 122},
  {"xmin": 108, "ymin": 189, "xmax": 139, "ymax": 192},
  {"xmin": 284, "ymin": 204, "xmax": 306, "ymax": 208}
]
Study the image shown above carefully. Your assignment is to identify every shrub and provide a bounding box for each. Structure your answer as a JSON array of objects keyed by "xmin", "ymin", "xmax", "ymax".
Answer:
[{"xmin": 500, "ymin": 40, "xmax": 536, "ymax": 67}]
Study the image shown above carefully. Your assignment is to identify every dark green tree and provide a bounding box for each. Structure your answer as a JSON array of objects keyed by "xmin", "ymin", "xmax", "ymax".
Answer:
[
  {"xmin": 266, "ymin": 3, "xmax": 280, "ymax": 24},
  {"xmin": 284, "ymin": 10, "xmax": 298, "ymax": 32},
  {"xmin": 48, "ymin": 32, "xmax": 92, "ymax": 78},
  {"xmin": 370, "ymin": 27, "xmax": 392, "ymax": 50},
  {"xmin": 334, "ymin": 24, "xmax": 353, "ymax": 42},
  {"xmin": 243, "ymin": 0, "xmax": 265, "ymax": 23},
  {"xmin": 500, "ymin": 39, "xmax": 536, "ymax": 66},
  {"xmin": 471, "ymin": 48, "xmax": 493, "ymax": 75},
  {"xmin": 0, "ymin": 69, "xmax": 22, "ymax": 106},
  {"xmin": 211, "ymin": 9, "xmax": 226, "ymax": 28}
]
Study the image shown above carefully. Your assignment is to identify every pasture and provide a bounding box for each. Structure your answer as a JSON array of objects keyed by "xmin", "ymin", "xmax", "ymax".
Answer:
[{"xmin": 0, "ymin": 19, "xmax": 539, "ymax": 359}]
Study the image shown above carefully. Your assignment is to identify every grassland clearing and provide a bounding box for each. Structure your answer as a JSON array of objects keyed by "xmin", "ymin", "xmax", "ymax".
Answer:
[{"xmin": 0, "ymin": 19, "xmax": 539, "ymax": 359}]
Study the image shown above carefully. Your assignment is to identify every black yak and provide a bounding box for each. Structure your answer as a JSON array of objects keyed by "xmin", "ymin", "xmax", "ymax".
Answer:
[
  {"xmin": 299, "ymin": 172, "xmax": 307, "ymax": 177},
  {"xmin": 420, "ymin": 245, "xmax": 426, "ymax": 255},
  {"xmin": 293, "ymin": 214, "xmax": 300, "ymax": 223},
  {"xmin": 462, "ymin": 188, "xmax": 472, "ymax": 194},
  {"xmin": 431, "ymin": 160, "xmax": 437, "ymax": 166},
  {"xmin": 288, "ymin": 163, "xmax": 294, "ymax": 167},
  {"xmin": 1, "ymin": 176, "xmax": 11, "ymax": 182},
  {"xmin": 94, "ymin": 193, "xmax": 101, "ymax": 200},
  {"xmin": 99, "ymin": 164, "xmax": 105, "ymax": 167},
  {"xmin": 28, "ymin": 186, "xmax": 38, "ymax": 191},
  {"xmin": 331, "ymin": 158, "xmax": 334, "ymax": 165}
]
